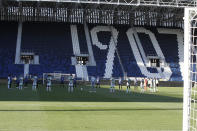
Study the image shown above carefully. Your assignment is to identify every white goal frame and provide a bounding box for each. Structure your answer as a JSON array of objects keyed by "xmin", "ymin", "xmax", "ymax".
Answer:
[{"xmin": 183, "ymin": 8, "xmax": 197, "ymax": 131}]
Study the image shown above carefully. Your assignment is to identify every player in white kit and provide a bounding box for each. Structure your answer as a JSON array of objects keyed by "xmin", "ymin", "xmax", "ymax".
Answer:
[
  {"xmin": 8, "ymin": 75, "xmax": 12, "ymax": 89},
  {"xmin": 32, "ymin": 75, "xmax": 38, "ymax": 91},
  {"xmin": 91, "ymin": 76, "xmax": 96, "ymax": 92},
  {"xmin": 19, "ymin": 76, "xmax": 23, "ymax": 90},
  {"xmin": 126, "ymin": 78, "xmax": 131, "ymax": 93},
  {"xmin": 46, "ymin": 75, "xmax": 52, "ymax": 92},
  {"xmin": 140, "ymin": 78, "xmax": 144, "ymax": 93},
  {"xmin": 68, "ymin": 74, "xmax": 74, "ymax": 93},
  {"xmin": 110, "ymin": 77, "xmax": 115, "ymax": 93}
]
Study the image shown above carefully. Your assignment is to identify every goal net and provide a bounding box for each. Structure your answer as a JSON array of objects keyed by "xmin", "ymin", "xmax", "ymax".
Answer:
[{"xmin": 183, "ymin": 8, "xmax": 197, "ymax": 131}]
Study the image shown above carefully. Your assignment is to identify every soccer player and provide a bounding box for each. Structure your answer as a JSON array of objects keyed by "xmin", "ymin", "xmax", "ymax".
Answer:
[
  {"xmin": 126, "ymin": 78, "xmax": 131, "ymax": 93},
  {"xmin": 13, "ymin": 76, "xmax": 17, "ymax": 88},
  {"xmin": 149, "ymin": 78, "xmax": 153, "ymax": 92},
  {"xmin": 73, "ymin": 75, "xmax": 77, "ymax": 88},
  {"xmin": 153, "ymin": 78, "xmax": 156, "ymax": 92},
  {"xmin": 60, "ymin": 75, "xmax": 65, "ymax": 87},
  {"xmin": 144, "ymin": 77, "xmax": 147, "ymax": 91},
  {"xmin": 19, "ymin": 76, "xmax": 23, "ymax": 90},
  {"xmin": 68, "ymin": 74, "xmax": 74, "ymax": 93},
  {"xmin": 8, "ymin": 75, "xmax": 12, "ymax": 89},
  {"xmin": 147, "ymin": 78, "xmax": 151, "ymax": 90},
  {"xmin": 110, "ymin": 77, "xmax": 115, "ymax": 93},
  {"xmin": 96, "ymin": 76, "xmax": 100, "ymax": 88},
  {"xmin": 140, "ymin": 78, "xmax": 144, "ymax": 93},
  {"xmin": 24, "ymin": 75, "xmax": 28, "ymax": 88},
  {"xmin": 91, "ymin": 76, "xmax": 96, "ymax": 92},
  {"xmin": 46, "ymin": 75, "xmax": 52, "ymax": 92},
  {"xmin": 156, "ymin": 78, "xmax": 159, "ymax": 92},
  {"xmin": 32, "ymin": 75, "xmax": 38, "ymax": 91},
  {"xmin": 134, "ymin": 77, "xmax": 138, "ymax": 91},
  {"xmin": 118, "ymin": 77, "xmax": 122, "ymax": 91}
]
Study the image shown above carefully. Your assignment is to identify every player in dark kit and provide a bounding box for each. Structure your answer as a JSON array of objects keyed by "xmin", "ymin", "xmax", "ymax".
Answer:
[
  {"xmin": 24, "ymin": 75, "xmax": 28, "ymax": 88},
  {"xmin": 60, "ymin": 75, "xmax": 65, "ymax": 87},
  {"xmin": 96, "ymin": 76, "xmax": 100, "ymax": 88},
  {"xmin": 73, "ymin": 75, "xmax": 77, "ymax": 88}
]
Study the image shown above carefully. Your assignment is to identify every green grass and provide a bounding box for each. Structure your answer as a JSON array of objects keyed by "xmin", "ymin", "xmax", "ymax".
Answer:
[{"xmin": 0, "ymin": 83, "xmax": 183, "ymax": 131}]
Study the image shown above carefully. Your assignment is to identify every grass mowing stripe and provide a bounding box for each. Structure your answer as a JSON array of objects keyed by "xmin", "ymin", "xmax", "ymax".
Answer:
[{"xmin": 0, "ymin": 84, "xmax": 182, "ymax": 131}]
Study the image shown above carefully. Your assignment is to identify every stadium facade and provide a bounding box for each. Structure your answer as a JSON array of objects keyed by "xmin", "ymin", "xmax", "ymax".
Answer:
[{"xmin": 0, "ymin": 0, "xmax": 196, "ymax": 81}]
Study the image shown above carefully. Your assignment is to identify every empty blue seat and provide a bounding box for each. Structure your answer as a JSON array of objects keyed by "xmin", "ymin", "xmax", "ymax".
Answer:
[
  {"xmin": 0, "ymin": 22, "xmax": 184, "ymax": 81},
  {"xmin": 0, "ymin": 22, "xmax": 23, "ymax": 78},
  {"xmin": 21, "ymin": 22, "xmax": 76, "ymax": 77}
]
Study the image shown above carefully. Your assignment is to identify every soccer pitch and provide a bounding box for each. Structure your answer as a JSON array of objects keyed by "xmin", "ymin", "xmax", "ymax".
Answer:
[{"xmin": 0, "ymin": 83, "xmax": 183, "ymax": 131}]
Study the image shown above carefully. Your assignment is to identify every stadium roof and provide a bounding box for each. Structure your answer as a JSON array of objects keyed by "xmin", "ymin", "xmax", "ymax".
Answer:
[
  {"xmin": 1, "ymin": 0, "xmax": 196, "ymax": 27},
  {"xmin": 4, "ymin": 0, "xmax": 197, "ymax": 8}
]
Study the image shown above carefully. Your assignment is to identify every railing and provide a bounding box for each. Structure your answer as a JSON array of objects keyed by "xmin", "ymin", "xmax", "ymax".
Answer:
[
  {"xmin": 7, "ymin": 0, "xmax": 197, "ymax": 8},
  {"xmin": 0, "ymin": 5, "xmax": 185, "ymax": 27}
]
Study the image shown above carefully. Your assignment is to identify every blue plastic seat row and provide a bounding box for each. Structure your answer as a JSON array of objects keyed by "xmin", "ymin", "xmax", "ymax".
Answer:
[{"xmin": 0, "ymin": 22, "xmax": 184, "ymax": 81}]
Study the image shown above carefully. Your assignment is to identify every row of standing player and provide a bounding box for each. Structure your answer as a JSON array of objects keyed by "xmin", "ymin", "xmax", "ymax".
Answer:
[
  {"xmin": 90, "ymin": 77, "xmax": 159, "ymax": 93},
  {"xmin": 90, "ymin": 76, "xmax": 133, "ymax": 93},
  {"xmin": 7, "ymin": 75, "xmax": 38, "ymax": 90},
  {"xmin": 41, "ymin": 74, "xmax": 76, "ymax": 92},
  {"xmin": 8, "ymin": 75, "xmax": 159, "ymax": 93},
  {"xmin": 7, "ymin": 74, "xmax": 76, "ymax": 92},
  {"xmin": 140, "ymin": 78, "xmax": 159, "ymax": 93}
]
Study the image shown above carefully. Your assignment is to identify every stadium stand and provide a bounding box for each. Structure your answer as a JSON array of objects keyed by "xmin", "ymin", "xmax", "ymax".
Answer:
[
  {"xmin": 153, "ymin": 28, "xmax": 182, "ymax": 81},
  {"xmin": 115, "ymin": 26, "xmax": 144, "ymax": 77},
  {"xmin": 21, "ymin": 22, "xmax": 75, "ymax": 77},
  {"xmin": 87, "ymin": 25, "xmax": 112, "ymax": 77},
  {"xmin": 138, "ymin": 33, "xmax": 157, "ymax": 57},
  {"xmin": 0, "ymin": 22, "xmax": 184, "ymax": 81},
  {"xmin": 77, "ymin": 24, "xmax": 89, "ymax": 54},
  {"xmin": 0, "ymin": 22, "xmax": 23, "ymax": 78}
]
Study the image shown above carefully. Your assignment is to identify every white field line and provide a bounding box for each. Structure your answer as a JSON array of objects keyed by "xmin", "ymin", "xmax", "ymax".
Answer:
[{"xmin": 0, "ymin": 128, "xmax": 182, "ymax": 131}]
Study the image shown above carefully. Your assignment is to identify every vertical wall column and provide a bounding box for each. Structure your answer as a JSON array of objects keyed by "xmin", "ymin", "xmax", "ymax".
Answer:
[
  {"xmin": 110, "ymin": 26, "xmax": 126, "ymax": 78},
  {"xmin": 132, "ymin": 28, "xmax": 148, "ymax": 65},
  {"xmin": 15, "ymin": 22, "xmax": 23, "ymax": 64},
  {"xmin": 84, "ymin": 22, "xmax": 96, "ymax": 66},
  {"xmin": 71, "ymin": 25, "xmax": 88, "ymax": 80},
  {"xmin": 24, "ymin": 64, "xmax": 29, "ymax": 77}
]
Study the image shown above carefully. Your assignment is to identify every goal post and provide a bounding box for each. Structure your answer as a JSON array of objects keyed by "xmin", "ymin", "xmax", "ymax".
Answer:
[{"xmin": 183, "ymin": 8, "xmax": 197, "ymax": 131}]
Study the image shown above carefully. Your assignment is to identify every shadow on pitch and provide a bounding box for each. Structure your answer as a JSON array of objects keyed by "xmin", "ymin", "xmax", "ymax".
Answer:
[
  {"xmin": 0, "ymin": 84, "xmax": 183, "ymax": 102},
  {"xmin": 0, "ymin": 108, "xmax": 182, "ymax": 112}
]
